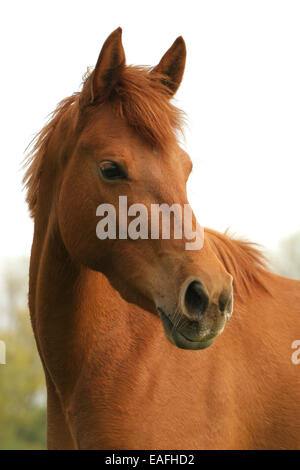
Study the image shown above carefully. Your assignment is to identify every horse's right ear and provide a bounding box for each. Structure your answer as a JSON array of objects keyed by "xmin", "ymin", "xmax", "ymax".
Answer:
[
  {"xmin": 80, "ymin": 27, "xmax": 125, "ymax": 107},
  {"xmin": 152, "ymin": 36, "xmax": 186, "ymax": 96}
]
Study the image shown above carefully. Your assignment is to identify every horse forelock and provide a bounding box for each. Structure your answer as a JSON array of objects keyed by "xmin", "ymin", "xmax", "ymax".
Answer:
[
  {"xmin": 110, "ymin": 65, "xmax": 185, "ymax": 149},
  {"xmin": 80, "ymin": 65, "xmax": 185, "ymax": 148}
]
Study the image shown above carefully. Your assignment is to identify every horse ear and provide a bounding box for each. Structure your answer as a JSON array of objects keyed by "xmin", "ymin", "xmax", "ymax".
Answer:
[
  {"xmin": 152, "ymin": 36, "xmax": 186, "ymax": 95},
  {"xmin": 82, "ymin": 27, "xmax": 125, "ymax": 106}
]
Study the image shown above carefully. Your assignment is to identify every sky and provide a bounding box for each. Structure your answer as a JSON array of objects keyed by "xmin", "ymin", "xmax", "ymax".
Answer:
[{"xmin": 1, "ymin": 0, "xmax": 300, "ymax": 268}]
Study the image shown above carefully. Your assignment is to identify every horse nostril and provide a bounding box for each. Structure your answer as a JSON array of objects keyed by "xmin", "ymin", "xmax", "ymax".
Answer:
[
  {"xmin": 219, "ymin": 290, "xmax": 233, "ymax": 314},
  {"xmin": 184, "ymin": 281, "xmax": 209, "ymax": 319}
]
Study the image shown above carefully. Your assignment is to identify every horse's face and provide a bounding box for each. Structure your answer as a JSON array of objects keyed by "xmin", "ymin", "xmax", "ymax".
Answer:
[{"xmin": 58, "ymin": 29, "xmax": 233, "ymax": 350}]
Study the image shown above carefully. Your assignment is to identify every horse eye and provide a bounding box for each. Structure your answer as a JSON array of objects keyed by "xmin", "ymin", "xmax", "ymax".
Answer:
[{"xmin": 99, "ymin": 160, "xmax": 127, "ymax": 180}]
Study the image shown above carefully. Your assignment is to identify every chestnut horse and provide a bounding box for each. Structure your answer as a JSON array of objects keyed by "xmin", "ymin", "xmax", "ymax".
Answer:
[{"xmin": 24, "ymin": 28, "xmax": 300, "ymax": 449}]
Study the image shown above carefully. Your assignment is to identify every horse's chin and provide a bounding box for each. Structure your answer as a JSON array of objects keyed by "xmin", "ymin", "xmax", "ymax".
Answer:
[{"xmin": 158, "ymin": 309, "xmax": 215, "ymax": 351}]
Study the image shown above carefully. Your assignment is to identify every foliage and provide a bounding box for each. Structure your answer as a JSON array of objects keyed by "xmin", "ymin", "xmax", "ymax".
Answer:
[{"xmin": 0, "ymin": 259, "xmax": 46, "ymax": 450}]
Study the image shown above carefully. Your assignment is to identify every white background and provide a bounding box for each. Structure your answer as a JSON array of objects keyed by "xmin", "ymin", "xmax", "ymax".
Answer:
[{"xmin": 1, "ymin": 0, "xmax": 300, "ymax": 265}]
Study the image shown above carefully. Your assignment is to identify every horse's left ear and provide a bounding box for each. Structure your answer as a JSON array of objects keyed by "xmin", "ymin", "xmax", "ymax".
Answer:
[
  {"xmin": 152, "ymin": 36, "xmax": 186, "ymax": 95},
  {"xmin": 80, "ymin": 27, "xmax": 125, "ymax": 107}
]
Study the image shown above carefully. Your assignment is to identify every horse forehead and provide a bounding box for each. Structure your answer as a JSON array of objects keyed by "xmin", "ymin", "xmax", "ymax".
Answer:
[
  {"xmin": 79, "ymin": 125, "xmax": 174, "ymax": 165},
  {"xmin": 78, "ymin": 108, "xmax": 182, "ymax": 168},
  {"xmin": 80, "ymin": 115, "xmax": 148, "ymax": 153},
  {"xmin": 80, "ymin": 116, "xmax": 133, "ymax": 145}
]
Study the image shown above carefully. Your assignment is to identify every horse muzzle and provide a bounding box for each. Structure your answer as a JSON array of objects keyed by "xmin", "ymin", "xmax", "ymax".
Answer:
[
  {"xmin": 158, "ymin": 309, "xmax": 215, "ymax": 350},
  {"xmin": 157, "ymin": 279, "xmax": 233, "ymax": 350}
]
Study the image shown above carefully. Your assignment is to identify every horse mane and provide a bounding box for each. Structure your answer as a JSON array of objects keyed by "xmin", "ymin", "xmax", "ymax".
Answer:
[
  {"xmin": 23, "ymin": 94, "xmax": 79, "ymax": 217},
  {"xmin": 206, "ymin": 228, "xmax": 271, "ymax": 301},
  {"xmin": 23, "ymin": 65, "xmax": 184, "ymax": 218}
]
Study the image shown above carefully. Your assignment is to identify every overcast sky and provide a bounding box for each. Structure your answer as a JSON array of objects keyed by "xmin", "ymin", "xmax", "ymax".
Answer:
[{"xmin": 1, "ymin": 0, "xmax": 300, "ymax": 267}]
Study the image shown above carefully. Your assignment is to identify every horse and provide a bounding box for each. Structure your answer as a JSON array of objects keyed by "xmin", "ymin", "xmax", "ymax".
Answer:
[{"xmin": 24, "ymin": 28, "xmax": 300, "ymax": 450}]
